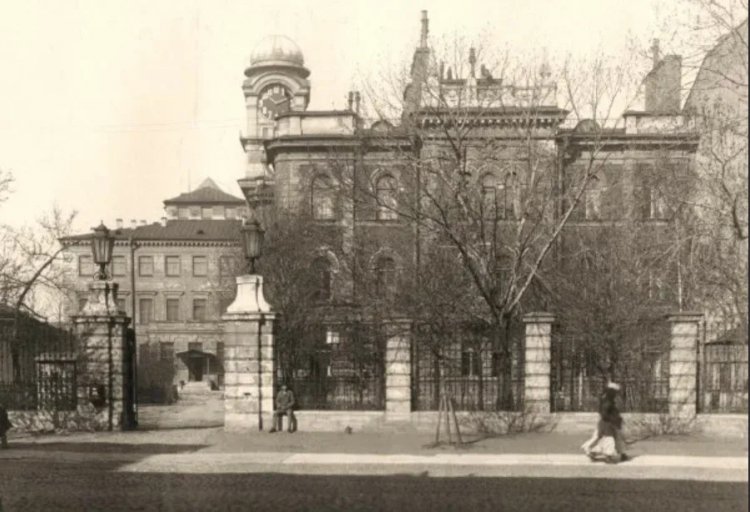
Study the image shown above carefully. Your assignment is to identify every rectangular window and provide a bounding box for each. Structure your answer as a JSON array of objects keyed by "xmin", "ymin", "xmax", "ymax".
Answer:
[
  {"xmin": 225, "ymin": 208, "xmax": 236, "ymax": 219},
  {"xmin": 138, "ymin": 256, "xmax": 154, "ymax": 277},
  {"xmin": 461, "ymin": 350, "xmax": 482, "ymax": 377},
  {"xmin": 78, "ymin": 255, "xmax": 94, "ymax": 277},
  {"xmin": 213, "ymin": 205, "xmax": 224, "ymax": 218},
  {"xmin": 112, "ymin": 255, "xmax": 126, "ymax": 277},
  {"xmin": 116, "ymin": 298, "xmax": 126, "ymax": 313},
  {"xmin": 192, "ymin": 298, "xmax": 208, "ymax": 321},
  {"xmin": 201, "ymin": 206, "xmax": 212, "ymax": 219},
  {"xmin": 189, "ymin": 206, "xmax": 200, "ymax": 218},
  {"xmin": 192, "ymin": 256, "xmax": 208, "ymax": 277},
  {"xmin": 138, "ymin": 298, "xmax": 153, "ymax": 324},
  {"xmin": 165, "ymin": 255, "xmax": 181, "ymax": 277},
  {"xmin": 178, "ymin": 207, "xmax": 189, "ymax": 219},
  {"xmin": 216, "ymin": 342, "xmax": 224, "ymax": 362},
  {"xmin": 219, "ymin": 256, "xmax": 236, "ymax": 276},
  {"xmin": 159, "ymin": 342, "xmax": 174, "ymax": 362},
  {"xmin": 78, "ymin": 296, "xmax": 87, "ymax": 312},
  {"xmin": 166, "ymin": 298, "xmax": 180, "ymax": 322}
]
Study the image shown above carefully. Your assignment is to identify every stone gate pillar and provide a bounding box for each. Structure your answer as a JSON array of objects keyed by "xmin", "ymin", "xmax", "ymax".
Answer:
[
  {"xmin": 222, "ymin": 274, "xmax": 275, "ymax": 431},
  {"xmin": 73, "ymin": 280, "xmax": 134, "ymax": 431},
  {"xmin": 384, "ymin": 320, "xmax": 412, "ymax": 421},
  {"xmin": 667, "ymin": 312, "xmax": 703, "ymax": 418},
  {"xmin": 522, "ymin": 312, "xmax": 554, "ymax": 414}
]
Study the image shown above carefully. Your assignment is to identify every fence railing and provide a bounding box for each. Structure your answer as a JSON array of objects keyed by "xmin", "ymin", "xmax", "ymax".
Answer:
[
  {"xmin": 412, "ymin": 322, "xmax": 525, "ymax": 412},
  {"xmin": 550, "ymin": 326, "xmax": 670, "ymax": 413},
  {"xmin": 0, "ymin": 316, "xmax": 78, "ymax": 411},
  {"xmin": 277, "ymin": 323, "xmax": 386, "ymax": 411},
  {"xmin": 699, "ymin": 319, "xmax": 748, "ymax": 413}
]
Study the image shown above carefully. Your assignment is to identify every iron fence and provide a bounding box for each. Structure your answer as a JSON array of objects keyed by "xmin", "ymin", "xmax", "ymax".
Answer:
[
  {"xmin": 0, "ymin": 313, "xmax": 78, "ymax": 410},
  {"xmin": 699, "ymin": 319, "xmax": 748, "ymax": 413},
  {"xmin": 412, "ymin": 321, "xmax": 525, "ymax": 411},
  {"xmin": 550, "ymin": 322, "xmax": 670, "ymax": 413},
  {"xmin": 277, "ymin": 322, "xmax": 386, "ymax": 410}
]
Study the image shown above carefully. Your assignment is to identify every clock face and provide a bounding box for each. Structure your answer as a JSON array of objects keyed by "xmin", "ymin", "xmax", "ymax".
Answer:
[{"xmin": 259, "ymin": 85, "xmax": 292, "ymax": 120}]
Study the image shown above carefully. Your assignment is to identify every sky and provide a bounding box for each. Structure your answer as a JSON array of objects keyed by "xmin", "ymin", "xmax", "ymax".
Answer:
[{"xmin": 0, "ymin": 0, "xmax": 731, "ymax": 234}]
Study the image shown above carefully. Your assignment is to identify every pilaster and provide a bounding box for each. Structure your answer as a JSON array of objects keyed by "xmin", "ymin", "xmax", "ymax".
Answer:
[
  {"xmin": 522, "ymin": 312, "xmax": 554, "ymax": 414},
  {"xmin": 667, "ymin": 312, "xmax": 702, "ymax": 418}
]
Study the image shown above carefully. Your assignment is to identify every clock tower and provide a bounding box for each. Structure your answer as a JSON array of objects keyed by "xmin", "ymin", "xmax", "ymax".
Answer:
[{"xmin": 239, "ymin": 35, "xmax": 310, "ymax": 218}]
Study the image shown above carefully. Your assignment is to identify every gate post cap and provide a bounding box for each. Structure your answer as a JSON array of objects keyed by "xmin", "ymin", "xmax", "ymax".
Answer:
[
  {"xmin": 522, "ymin": 312, "xmax": 555, "ymax": 324},
  {"xmin": 666, "ymin": 311, "xmax": 704, "ymax": 323}
]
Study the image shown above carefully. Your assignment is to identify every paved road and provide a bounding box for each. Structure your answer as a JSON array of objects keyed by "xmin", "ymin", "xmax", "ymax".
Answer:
[{"xmin": 1, "ymin": 455, "xmax": 747, "ymax": 512}]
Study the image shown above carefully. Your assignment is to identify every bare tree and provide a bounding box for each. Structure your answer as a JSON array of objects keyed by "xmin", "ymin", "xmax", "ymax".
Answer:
[{"xmin": 338, "ymin": 34, "xmax": 642, "ymax": 409}]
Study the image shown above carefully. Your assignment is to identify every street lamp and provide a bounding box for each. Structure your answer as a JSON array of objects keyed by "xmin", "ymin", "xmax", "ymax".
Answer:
[
  {"xmin": 90, "ymin": 222, "xmax": 115, "ymax": 280},
  {"xmin": 241, "ymin": 218, "xmax": 265, "ymax": 274}
]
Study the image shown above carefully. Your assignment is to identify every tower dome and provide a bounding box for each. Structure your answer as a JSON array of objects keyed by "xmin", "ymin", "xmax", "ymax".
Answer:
[{"xmin": 249, "ymin": 35, "xmax": 305, "ymax": 67}]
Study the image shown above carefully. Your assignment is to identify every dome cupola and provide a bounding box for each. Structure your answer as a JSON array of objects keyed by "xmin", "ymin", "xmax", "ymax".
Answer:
[{"xmin": 246, "ymin": 35, "xmax": 309, "ymax": 78}]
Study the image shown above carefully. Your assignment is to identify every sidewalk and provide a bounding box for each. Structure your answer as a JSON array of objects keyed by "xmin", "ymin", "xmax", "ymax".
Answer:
[
  {"xmin": 5, "ymin": 426, "xmax": 747, "ymax": 457},
  {"xmin": 2, "ymin": 427, "xmax": 747, "ymax": 482}
]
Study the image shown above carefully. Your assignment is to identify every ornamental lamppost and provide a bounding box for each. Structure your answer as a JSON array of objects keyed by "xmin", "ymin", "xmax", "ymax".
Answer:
[
  {"xmin": 90, "ymin": 222, "xmax": 115, "ymax": 280},
  {"xmin": 241, "ymin": 218, "xmax": 265, "ymax": 275}
]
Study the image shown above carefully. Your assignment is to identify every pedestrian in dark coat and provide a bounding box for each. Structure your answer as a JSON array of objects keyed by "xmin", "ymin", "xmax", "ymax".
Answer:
[
  {"xmin": 0, "ymin": 403, "xmax": 12, "ymax": 449},
  {"xmin": 581, "ymin": 382, "xmax": 628, "ymax": 462}
]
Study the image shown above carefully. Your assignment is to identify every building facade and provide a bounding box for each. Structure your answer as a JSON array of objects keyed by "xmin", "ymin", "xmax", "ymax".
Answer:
[{"xmin": 233, "ymin": 12, "xmax": 700, "ymax": 412}]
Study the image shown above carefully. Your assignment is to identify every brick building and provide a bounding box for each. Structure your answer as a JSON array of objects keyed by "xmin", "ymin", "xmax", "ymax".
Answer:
[
  {"xmin": 61, "ymin": 179, "xmax": 247, "ymax": 400},
  {"xmin": 233, "ymin": 11, "xmax": 700, "ymax": 414}
]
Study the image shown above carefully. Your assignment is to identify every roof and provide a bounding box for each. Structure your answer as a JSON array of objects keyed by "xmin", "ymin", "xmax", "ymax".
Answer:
[
  {"xmin": 62, "ymin": 220, "xmax": 243, "ymax": 244},
  {"xmin": 163, "ymin": 178, "xmax": 245, "ymax": 206}
]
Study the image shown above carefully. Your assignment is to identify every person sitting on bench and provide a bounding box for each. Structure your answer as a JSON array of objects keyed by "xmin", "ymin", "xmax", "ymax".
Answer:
[{"xmin": 269, "ymin": 384, "xmax": 296, "ymax": 433}]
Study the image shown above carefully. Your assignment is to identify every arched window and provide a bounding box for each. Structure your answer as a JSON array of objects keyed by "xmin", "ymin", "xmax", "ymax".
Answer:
[
  {"xmin": 312, "ymin": 175, "xmax": 335, "ymax": 220},
  {"xmin": 374, "ymin": 256, "xmax": 397, "ymax": 299},
  {"xmin": 480, "ymin": 173, "xmax": 498, "ymax": 218},
  {"xmin": 375, "ymin": 174, "xmax": 398, "ymax": 221},
  {"xmin": 311, "ymin": 257, "xmax": 332, "ymax": 301}
]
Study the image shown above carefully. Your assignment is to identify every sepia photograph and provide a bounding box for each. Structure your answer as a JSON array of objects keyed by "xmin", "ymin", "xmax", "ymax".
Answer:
[{"xmin": 0, "ymin": 0, "xmax": 747, "ymax": 510}]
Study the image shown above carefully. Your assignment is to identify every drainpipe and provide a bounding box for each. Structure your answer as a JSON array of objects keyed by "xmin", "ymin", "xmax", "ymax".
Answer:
[{"xmin": 129, "ymin": 236, "xmax": 138, "ymax": 427}]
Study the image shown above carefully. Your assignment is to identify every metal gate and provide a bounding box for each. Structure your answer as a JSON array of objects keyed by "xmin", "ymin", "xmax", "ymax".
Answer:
[{"xmin": 699, "ymin": 320, "xmax": 748, "ymax": 413}]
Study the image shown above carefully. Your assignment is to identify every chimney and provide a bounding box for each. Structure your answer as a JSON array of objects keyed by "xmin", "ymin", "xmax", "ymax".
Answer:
[
  {"xmin": 161, "ymin": 217, "xmax": 167, "ymax": 227},
  {"xmin": 354, "ymin": 92, "xmax": 361, "ymax": 114},
  {"xmin": 140, "ymin": 219, "xmax": 147, "ymax": 226},
  {"xmin": 115, "ymin": 218, "xmax": 123, "ymax": 230},
  {"xmin": 347, "ymin": 91, "xmax": 354, "ymax": 111},
  {"xmin": 130, "ymin": 219, "xmax": 137, "ymax": 228},
  {"xmin": 420, "ymin": 10, "xmax": 429, "ymax": 48},
  {"xmin": 644, "ymin": 53, "xmax": 682, "ymax": 113},
  {"xmin": 468, "ymin": 48, "xmax": 477, "ymax": 78}
]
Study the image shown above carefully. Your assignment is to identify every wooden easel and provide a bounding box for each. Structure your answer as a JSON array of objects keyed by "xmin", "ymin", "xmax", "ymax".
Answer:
[{"xmin": 434, "ymin": 393, "xmax": 463, "ymax": 447}]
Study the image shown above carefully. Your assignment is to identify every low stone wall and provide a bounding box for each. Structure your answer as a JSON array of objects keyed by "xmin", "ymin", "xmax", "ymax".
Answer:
[
  {"xmin": 7, "ymin": 406, "xmax": 105, "ymax": 433},
  {"xmin": 245, "ymin": 410, "xmax": 748, "ymax": 438}
]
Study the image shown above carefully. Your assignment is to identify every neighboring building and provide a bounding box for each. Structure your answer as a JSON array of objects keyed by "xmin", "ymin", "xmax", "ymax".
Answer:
[{"xmin": 61, "ymin": 179, "xmax": 245, "ymax": 400}]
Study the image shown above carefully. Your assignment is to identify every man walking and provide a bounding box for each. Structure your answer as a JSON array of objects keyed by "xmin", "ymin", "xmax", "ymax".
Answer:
[{"xmin": 269, "ymin": 384, "xmax": 296, "ymax": 433}]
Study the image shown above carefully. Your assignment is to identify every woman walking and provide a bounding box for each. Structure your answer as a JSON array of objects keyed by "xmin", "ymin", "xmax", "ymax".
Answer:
[{"xmin": 581, "ymin": 382, "xmax": 628, "ymax": 463}]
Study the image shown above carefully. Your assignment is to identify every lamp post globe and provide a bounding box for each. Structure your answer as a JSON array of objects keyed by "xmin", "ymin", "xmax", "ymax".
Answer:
[
  {"xmin": 90, "ymin": 222, "xmax": 114, "ymax": 280},
  {"xmin": 241, "ymin": 218, "xmax": 264, "ymax": 274}
]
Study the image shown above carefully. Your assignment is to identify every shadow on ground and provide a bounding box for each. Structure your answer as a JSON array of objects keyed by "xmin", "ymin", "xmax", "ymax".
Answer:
[
  {"xmin": 0, "ymin": 468, "xmax": 746, "ymax": 512},
  {"xmin": 7, "ymin": 442, "xmax": 208, "ymax": 454}
]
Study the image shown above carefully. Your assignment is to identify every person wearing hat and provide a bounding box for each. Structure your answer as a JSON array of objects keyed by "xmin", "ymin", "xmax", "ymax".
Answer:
[{"xmin": 581, "ymin": 382, "xmax": 628, "ymax": 463}]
